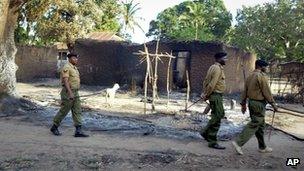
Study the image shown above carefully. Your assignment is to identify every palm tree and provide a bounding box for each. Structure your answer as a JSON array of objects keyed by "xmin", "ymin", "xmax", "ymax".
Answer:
[
  {"xmin": 179, "ymin": 2, "xmax": 206, "ymax": 40},
  {"xmin": 121, "ymin": 0, "xmax": 144, "ymax": 33}
]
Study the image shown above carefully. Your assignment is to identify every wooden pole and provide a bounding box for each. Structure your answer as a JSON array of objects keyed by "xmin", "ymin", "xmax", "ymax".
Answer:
[
  {"xmin": 152, "ymin": 40, "xmax": 160, "ymax": 111},
  {"xmin": 133, "ymin": 43, "xmax": 175, "ymax": 114},
  {"xmin": 167, "ymin": 57, "xmax": 172, "ymax": 110},
  {"xmin": 143, "ymin": 44, "xmax": 150, "ymax": 114},
  {"xmin": 185, "ymin": 70, "xmax": 190, "ymax": 111}
]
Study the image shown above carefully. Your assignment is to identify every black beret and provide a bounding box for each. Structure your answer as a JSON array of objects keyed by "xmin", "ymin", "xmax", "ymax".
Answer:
[
  {"xmin": 214, "ymin": 52, "xmax": 227, "ymax": 59},
  {"xmin": 67, "ymin": 53, "xmax": 78, "ymax": 58},
  {"xmin": 255, "ymin": 59, "xmax": 269, "ymax": 67}
]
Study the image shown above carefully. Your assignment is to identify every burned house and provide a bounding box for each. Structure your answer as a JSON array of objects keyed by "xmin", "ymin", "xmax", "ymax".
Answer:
[
  {"xmin": 56, "ymin": 32, "xmax": 124, "ymax": 72},
  {"xmin": 144, "ymin": 40, "xmax": 256, "ymax": 93},
  {"xmin": 75, "ymin": 39, "xmax": 256, "ymax": 94},
  {"xmin": 75, "ymin": 39, "xmax": 143, "ymax": 86}
]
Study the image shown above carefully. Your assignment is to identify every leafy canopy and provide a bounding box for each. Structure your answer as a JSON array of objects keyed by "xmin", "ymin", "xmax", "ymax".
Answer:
[
  {"xmin": 15, "ymin": 0, "xmax": 122, "ymax": 45},
  {"xmin": 229, "ymin": 0, "xmax": 304, "ymax": 62},
  {"xmin": 147, "ymin": 0, "xmax": 232, "ymax": 41}
]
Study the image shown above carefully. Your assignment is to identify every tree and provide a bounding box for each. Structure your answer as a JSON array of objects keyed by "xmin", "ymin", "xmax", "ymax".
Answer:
[
  {"xmin": 229, "ymin": 0, "xmax": 304, "ymax": 62},
  {"xmin": 0, "ymin": 0, "xmax": 121, "ymax": 96},
  {"xmin": 147, "ymin": 0, "xmax": 232, "ymax": 42},
  {"xmin": 38, "ymin": 0, "xmax": 103, "ymax": 48},
  {"xmin": 94, "ymin": 0, "xmax": 122, "ymax": 32},
  {"xmin": 121, "ymin": 0, "xmax": 143, "ymax": 33},
  {"xmin": 179, "ymin": 2, "xmax": 207, "ymax": 40},
  {"xmin": 14, "ymin": 0, "xmax": 103, "ymax": 49},
  {"xmin": 0, "ymin": 0, "xmax": 27, "ymax": 96},
  {"xmin": 15, "ymin": 0, "xmax": 123, "ymax": 46}
]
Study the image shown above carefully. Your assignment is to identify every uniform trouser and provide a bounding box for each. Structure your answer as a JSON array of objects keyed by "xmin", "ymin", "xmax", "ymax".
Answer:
[
  {"xmin": 236, "ymin": 99, "xmax": 266, "ymax": 149},
  {"xmin": 53, "ymin": 88, "xmax": 82, "ymax": 127},
  {"xmin": 201, "ymin": 93, "xmax": 225, "ymax": 146}
]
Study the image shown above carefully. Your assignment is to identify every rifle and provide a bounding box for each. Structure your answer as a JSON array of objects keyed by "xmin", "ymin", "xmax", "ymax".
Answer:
[
  {"xmin": 79, "ymin": 92, "xmax": 103, "ymax": 98},
  {"xmin": 183, "ymin": 97, "xmax": 210, "ymax": 114},
  {"xmin": 72, "ymin": 92, "xmax": 103, "ymax": 100},
  {"xmin": 266, "ymin": 108, "xmax": 276, "ymax": 141}
]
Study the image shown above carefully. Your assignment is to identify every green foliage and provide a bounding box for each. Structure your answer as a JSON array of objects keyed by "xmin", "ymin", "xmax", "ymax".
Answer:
[
  {"xmin": 147, "ymin": 0, "xmax": 232, "ymax": 41},
  {"xmin": 15, "ymin": 0, "xmax": 122, "ymax": 46},
  {"xmin": 14, "ymin": 23, "xmax": 31, "ymax": 45},
  {"xmin": 121, "ymin": 0, "xmax": 144, "ymax": 33},
  {"xmin": 15, "ymin": 0, "xmax": 51, "ymax": 45},
  {"xmin": 229, "ymin": 0, "xmax": 304, "ymax": 62},
  {"xmin": 37, "ymin": 0, "xmax": 103, "ymax": 45},
  {"xmin": 94, "ymin": 0, "xmax": 121, "ymax": 32}
]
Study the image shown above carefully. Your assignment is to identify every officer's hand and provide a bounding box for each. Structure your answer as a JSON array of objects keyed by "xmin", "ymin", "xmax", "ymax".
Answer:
[
  {"xmin": 68, "ymin": 92, "xmax": 75, "ymax": 100},
  {"xmin": 200, "ymin": 94, "xmax": 207, "ymax": 101},
  {"xmin": 203, "ymin": 96, "xmax": 208, "ymax": 101},
  {"xmin": 272, "ymin": 105, "xmax": 279, "ymax": 112},
  {"xmin": 241, "ymin": 104, "xmax": 247, "ymax": 114}
]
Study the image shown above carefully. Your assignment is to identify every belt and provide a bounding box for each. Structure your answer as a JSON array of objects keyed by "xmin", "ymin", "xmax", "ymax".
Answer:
[
  {"xmin": 212, "ymin": 92, "xmax": 223, "ymax": 95},
  {"xmin": 249, "ymin": 99, "xmax": 266, "ymax": 103},
  {"xmin": 62, "ymin": 86, "xmax": 79, "ymax": 91}
]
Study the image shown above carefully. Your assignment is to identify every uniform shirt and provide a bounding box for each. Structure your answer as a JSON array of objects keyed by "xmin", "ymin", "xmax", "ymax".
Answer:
[
  {"xmin": 241, "ymin": 69, "xmax": 275, "ymax": 104},
  {"xmin": 61, "ymin": 62, "xmax": 80, "ymax": 90},
  {"xmin": 203, "ymin": 62, "xmax": 226, "ymax": 97}
]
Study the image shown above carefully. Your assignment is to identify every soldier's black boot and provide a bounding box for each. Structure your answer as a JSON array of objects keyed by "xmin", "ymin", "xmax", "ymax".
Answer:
[
  {"xmin": 200, "ymin": 131, "xmax": 209, "ymax": 142},
  {"xmin": 50, "ymin": 124, "xmax": 61, "ymax": 136},
  {"xmin": 74, "ymin": 125, "xmax": 89, "ymax": 137},
  {"xmin": 208, "ymin": 143, "xmax": 226, "ymax": 150}
]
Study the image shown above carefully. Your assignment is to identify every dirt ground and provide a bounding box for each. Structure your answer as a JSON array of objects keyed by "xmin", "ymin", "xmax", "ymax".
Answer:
[{"xmin": 0, "ymin": 79, "xmax": 303, "ymax": 170}]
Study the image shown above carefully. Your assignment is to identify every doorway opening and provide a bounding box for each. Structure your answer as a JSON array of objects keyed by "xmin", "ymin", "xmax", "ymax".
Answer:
[{"xmin": 172, "ymin": 51, "xmax": 191, "ymax": 89}]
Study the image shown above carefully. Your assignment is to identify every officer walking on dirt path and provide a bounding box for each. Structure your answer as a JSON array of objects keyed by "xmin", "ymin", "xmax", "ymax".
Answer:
[
  {"xmin": 232, "ymin": 59, "xmax": 278, "ymax": 155},
  {"xmin": 200, "ymin": 52, "xmax": 228, "ymax": 150},
  {"xmin": 50, "ymin": 53, "xmax": 89, "ymax": 137}
]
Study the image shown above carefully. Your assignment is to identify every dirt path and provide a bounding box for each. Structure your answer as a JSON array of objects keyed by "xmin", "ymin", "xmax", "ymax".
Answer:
[
  {"xmin": 0, "ymin": 80, "xmax": 302, "ymax": 170},
  {"xmin": 0, "ymin": 117, "xmax": 303, "ymax": 170}
]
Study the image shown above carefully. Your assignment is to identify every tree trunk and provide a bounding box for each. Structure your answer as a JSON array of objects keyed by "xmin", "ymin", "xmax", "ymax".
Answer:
[{"xmin": 0, "ymin": 0, "xmax": 19, "ymax": 96}]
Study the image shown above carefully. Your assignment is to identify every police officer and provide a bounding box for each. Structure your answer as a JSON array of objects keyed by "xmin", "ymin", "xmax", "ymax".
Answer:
[
  {"xmin": 200, "ymin": 52, "xmax": 228, "ymax": 150},
  {"xmin": 50, "ymin": 53, "xmax": 89, "ymax": 137},
  {"xmin": 232, "ymin": 59, "xmax": 278, "ymax": 155}
]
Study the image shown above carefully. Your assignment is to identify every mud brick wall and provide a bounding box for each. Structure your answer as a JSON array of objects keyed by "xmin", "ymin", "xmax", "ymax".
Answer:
[
  {"xmin": 75, "ymin": 39, "xmax": 256, "ymax": 94},
  {"xmin": 146, "ymin": 41, "xmax": 256, "ymax": 94},
  {"xmin": 224, "ymin": 46, "xmax": 256, "ymax": 94},
  {"xmin": 183, "ymin": 42, "xmax": 222, "ymax": 94},
  {"xmin": 15, "ymin": 45, "xmax": 57, "ymax": 82},
  {"xmin": 75, "ymin": 39, "xmax": 144, "ymax": 86},
  {"xmin": 145, "ymin": 41, "xmax": 219, "ymax": 93}
]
